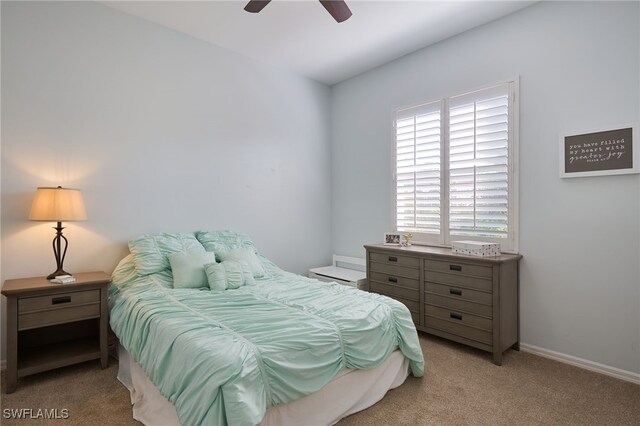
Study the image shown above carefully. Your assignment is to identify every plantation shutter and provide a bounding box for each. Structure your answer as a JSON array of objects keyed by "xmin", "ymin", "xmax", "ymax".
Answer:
[
  {"xmin": 395, "ymin": 101, "xmax": 442, "ymax": 236},
  {"xmin": 448, "ymin": 83, "xmax": 510, "ymax": 239}
]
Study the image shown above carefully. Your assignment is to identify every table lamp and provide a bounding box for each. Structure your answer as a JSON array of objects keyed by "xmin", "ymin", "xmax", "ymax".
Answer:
[{"xmin": 29, "ymin": 186, "xmax": 87, "ymax": 279}]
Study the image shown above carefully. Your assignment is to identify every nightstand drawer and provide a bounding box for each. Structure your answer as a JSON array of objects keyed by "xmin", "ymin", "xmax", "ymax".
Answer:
[
  {"xmin": 19, "ymin": 290, "xmax": 100, "ymax": 313},
  {"xmin": 19, "ymin": 304, "xmax": 101, "ymax": 331},
  {"xmin": 370, "ymin": 252, "xmax": 420, "ymax": 268}
]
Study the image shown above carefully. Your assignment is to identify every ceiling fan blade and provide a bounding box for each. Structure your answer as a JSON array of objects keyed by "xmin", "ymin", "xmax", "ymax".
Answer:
[
  {"xmin": 244, "ymin": 0, "xmax": 271, "ymax": 13},
  {"xmin": 319, "ymin": 0, "xmax": 352, "ymax": 23}
]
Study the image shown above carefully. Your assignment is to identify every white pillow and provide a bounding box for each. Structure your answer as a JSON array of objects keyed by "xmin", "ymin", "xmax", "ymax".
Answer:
[
  {"xmin": 205, "ymin": 261, "xmax": 255, "ymax": 290},
  {"xmin": 168, "ymin": 251, "xmax": 217, "ymax": 289},
  {"xmin": 217, "ymin": 247, "xmax": 266, "ymax": 278}
]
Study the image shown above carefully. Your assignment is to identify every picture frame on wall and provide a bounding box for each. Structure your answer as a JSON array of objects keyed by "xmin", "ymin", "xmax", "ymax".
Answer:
[
  {"xmin": 559, "ymin": 123, "xmax": 638, "ymax": 178},
  {"xmin": 384, "ymin": 232, "xmax": 401, "ymax": 245}
]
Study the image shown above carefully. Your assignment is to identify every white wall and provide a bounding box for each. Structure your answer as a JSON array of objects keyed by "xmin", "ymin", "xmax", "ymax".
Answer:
[
  {"xmin": 1, "ymin": 2, "xmax": 331, "ymax": 360},
  {"xmin": 331, "ymin": 1, "xmax": 639, "ymax": 374}
]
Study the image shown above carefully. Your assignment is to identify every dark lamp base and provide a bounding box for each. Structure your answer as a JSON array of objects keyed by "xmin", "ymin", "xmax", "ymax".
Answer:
[{"xmin": 48, "ymin": 222, "xmax": 71, "ymax": 280}]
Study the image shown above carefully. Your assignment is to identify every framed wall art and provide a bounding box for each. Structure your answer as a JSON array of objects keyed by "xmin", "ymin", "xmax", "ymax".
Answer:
[{"xmin": 559, "ymin": 124, "xmax": 638, "ymax": 178}]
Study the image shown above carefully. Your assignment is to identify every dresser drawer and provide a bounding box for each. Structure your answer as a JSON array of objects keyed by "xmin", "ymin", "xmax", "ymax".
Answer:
[
  {"xmin": 377, "ymin": 294, "xmax": 419, "ymax": 315},
  {"xmin": 425, "ymin": 259, "xmax": 492, "ymax": 279},
  {"xmin": 19, "ymin": 304, "xmax": 101, "ymax": 331},
  {"xmin": 19, "ymin": 290, "xmax": 100, "ymax": 313},
  {"xmin": 424, "ymin": 282, "xmax": 493, "ymax": 305},
  {"xmin": 370, "ymin": 292, "xmax": 420, "ymax": 324},
  {"xmin": 425, "ymin": 271, "xmax": 492, "ymax": 292},
  {"xmin": 370, "ymin": 252, "xmax": 420, "ymax": 268},
  {"xmin": 370, "ymin": 262, "xmax": 420, "ymax": 280},
  {"xmin": 370, "ymin": 282, "xmax": 419, "ymax": 302},
  {"xmin": 425, "ymin": 304, "xmax": 492, "ymax": 331},
  {"xmin": 425, "ymin": 293, "xmax": 492, "ymax": 318},
  {"xmin": 369, "ymin": 272, "xmax": 419, "ymax": 291},
  {"xmin": 424, "ymin": 316, "xmax": 492, "ymax": 345}
]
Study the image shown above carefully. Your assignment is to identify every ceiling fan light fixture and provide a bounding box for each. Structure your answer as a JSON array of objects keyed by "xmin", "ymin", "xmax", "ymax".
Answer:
[
  {"xmin": 319, "ymin": 0, "xmax": 352, "ymax": 23},
  {"xmin": 244, "ymin": 0, "xmax": 271, "ymax": 14},
  {"xmin": 243, "ymin": 0, "xmax": 352, "ymax": 23}
]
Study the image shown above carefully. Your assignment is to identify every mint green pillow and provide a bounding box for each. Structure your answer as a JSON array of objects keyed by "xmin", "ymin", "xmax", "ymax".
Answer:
[
  {"xmin": 129, "ymin": 233, "xmax": 205, "ymax": 276},
  {"xmin": 205, "ymin": 261, "xmax": 255, "ymax": 291},
  {"xmin": 204, "ymin": 263, "xmax": 227, "ymax": 291},
  {"xmin": 168, "ymin": 251, "xmax": 217, "ymax": 289},
  {"xmin": 217, "ymin": 247, "xmax": 266, "ymax": 278},
  {"xmin": 195, "ymin": 230, "xmax": 255, "ymax": 258}
]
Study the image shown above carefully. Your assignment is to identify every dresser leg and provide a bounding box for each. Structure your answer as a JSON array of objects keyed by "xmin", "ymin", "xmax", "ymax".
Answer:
[
  {"xmin": 6, "ymin": 372, "xmax": 17, "ymax": 394},
  {"xmin": 100, "ymin": 286, "xmax": 109, "ymax": 369},
  {"xmin": 6, "ymin": 296, "xmax": 18, "ymax": 393},
  {"xmin": 492, "ymin": 350, "xmax": 503, "ymax": 366}
]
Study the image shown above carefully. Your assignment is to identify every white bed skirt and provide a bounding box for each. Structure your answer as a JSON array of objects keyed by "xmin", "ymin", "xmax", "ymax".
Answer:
[{"xmin": 117, "ymin": 345, "xmax": 410, "ymax": 426}]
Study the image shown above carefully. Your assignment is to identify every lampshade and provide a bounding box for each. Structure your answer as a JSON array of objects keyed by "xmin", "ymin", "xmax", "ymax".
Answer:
[{"xmin": 29, "ymin": 187, "xmax": 87, "ymax": 222}]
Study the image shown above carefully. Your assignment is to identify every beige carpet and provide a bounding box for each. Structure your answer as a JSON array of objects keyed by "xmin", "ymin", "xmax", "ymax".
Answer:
[{"xmin": 2, "ymin": 333, "xmax": 638, "ymax": 425}]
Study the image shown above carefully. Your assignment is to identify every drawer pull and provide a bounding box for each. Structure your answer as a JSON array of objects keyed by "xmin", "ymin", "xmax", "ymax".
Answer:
[
  {"xmin": 449, "ymin": 264, "xmax": 462, "ymax": 272},
  {"xmin": 51, "ymin": 296, "xmax": 71, "ymax": 305},
  {"xmin": 388, "ymin": 276, "xmax": 398, "ymax": 283},
  {"xmin": 450, "ymin": 312, "xmax": 463, "ymax": 321},
  {"xmin": 388, "ymin": 256, "xmax": 398, "ymax": 262},
  {"xmin": 449, "ymin": 288, "xmax": 462, "ymax": 296}
]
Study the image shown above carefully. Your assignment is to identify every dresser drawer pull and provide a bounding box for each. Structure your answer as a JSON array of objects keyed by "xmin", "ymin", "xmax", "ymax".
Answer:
[
  {"xmin": 388, "ymin": 256, "xmax": 398, "ymax": 262},
  {"xmin": 449, "ymin": 264, "xmax": 462, "ymax": 272},
  {"xmin": 51, "ymin": 296, "xmax": 71, "ymax": 305},
  {"xmin": 449, "ymin": 288, "xmax": 462, "ymax": 296},
  {"xmin": 388, "ymin": 277, "xmax": 398, "ymax": 283},
  {"xmin": 450, "ymin": 312, "xmax": 463, "ymax": 321}
]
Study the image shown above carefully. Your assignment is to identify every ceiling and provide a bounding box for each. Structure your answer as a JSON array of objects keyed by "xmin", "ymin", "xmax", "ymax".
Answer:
[{"xmin": 102, "ymin": 1, "xmax": 535, "ymax": 85}]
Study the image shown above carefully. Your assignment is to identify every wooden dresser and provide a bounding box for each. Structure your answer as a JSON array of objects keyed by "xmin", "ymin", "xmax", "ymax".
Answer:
[{"xmin": 365, "ymin": 244, "xmax": 521, "ymax": 365}]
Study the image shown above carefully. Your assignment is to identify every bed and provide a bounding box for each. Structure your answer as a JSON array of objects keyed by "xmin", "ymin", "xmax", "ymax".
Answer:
[{"xmin": 109, "ymin": 231, "xmax": 424, "ymax": 426}]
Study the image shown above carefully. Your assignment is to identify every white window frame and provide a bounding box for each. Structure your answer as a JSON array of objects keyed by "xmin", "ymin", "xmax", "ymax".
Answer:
[{"xmin": 391, "ymin": 79, "xmax": 519, "ymax": 253}]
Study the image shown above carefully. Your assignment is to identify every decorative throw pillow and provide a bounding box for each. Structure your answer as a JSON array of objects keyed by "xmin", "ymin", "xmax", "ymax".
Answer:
[
  {"xmin": 129, "ymin": 233, "xmax": 205, "ymax": 276},
  {"xmin": 240, "ymin": 261, "xmax": 256, "ymax": 286},
  {"xmin": 168, "ymin": 251, "xmax": 217, "ymax": 289},
  {"xmin": 205, "ymin": 260, "xmax": 255, "ymax": 291},
  {"xmin": 204, "ymin": 263, "xmax": 227, "ymax": 291},
  {"xmin": 217, "ymin": 247, "xmax": 266, "ymax": 278}
]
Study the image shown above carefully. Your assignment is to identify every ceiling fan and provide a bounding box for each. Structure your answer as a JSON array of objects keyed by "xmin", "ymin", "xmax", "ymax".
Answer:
[{"xmin": 244, "ymin": 1, "xmax": 352, "ymax": 23}]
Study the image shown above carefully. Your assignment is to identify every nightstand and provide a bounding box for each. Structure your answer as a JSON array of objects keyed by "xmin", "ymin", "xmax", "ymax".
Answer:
[{"xmin": 2, "ymin": 272, "xmax": 110, "ymax": 393}]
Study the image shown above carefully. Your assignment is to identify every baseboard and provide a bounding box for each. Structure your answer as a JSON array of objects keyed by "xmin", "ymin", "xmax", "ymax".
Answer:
[{"xmin": 520, "ymin": 343, "xmax": 640, "ymax": 385}]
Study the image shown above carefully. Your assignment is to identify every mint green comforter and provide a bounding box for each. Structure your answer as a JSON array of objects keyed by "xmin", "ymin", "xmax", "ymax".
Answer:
[{"xmin": 109, "ymin": 255, "xmax": 424, "ymax": 426}]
